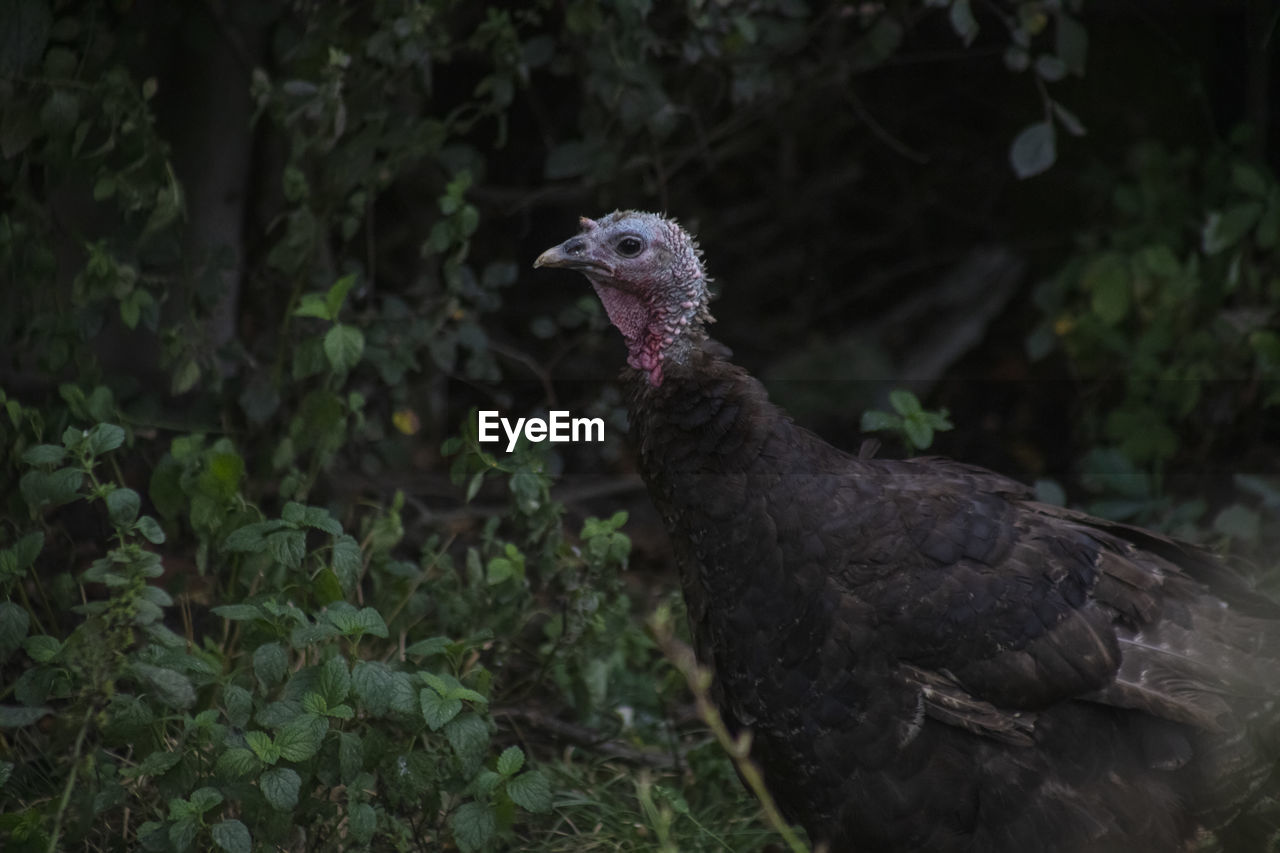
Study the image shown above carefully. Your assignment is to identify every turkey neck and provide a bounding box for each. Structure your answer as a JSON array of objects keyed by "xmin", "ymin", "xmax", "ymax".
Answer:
[
  {"xmin": 621, "ymin": 341, "xmax": 844, "ymax": 666},
  {"xmin": 623, "ymin": 342, "xmax": 775, "ymax": 474}
]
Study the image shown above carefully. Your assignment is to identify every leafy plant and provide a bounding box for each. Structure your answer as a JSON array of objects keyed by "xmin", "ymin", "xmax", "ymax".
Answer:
[
  {"xmin": 1030, "ymin": 136, "xmax": 1280, "ymax": 519},
  {"xmin": 861, "ymin": 389, "xmax": 955, "ymax": 453}
]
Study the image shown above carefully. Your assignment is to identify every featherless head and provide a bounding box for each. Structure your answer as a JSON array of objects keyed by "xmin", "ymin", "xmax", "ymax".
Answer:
[{"xmin": 535, "ymin": 210, "xmax": 713, "ymax": 386}]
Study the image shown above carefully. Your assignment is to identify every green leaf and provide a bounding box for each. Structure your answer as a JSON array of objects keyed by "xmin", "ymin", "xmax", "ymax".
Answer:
[
  {"xmin": 338, "ymin": 731, "xmax": 363, "ymax": 782},
  {"xmin": 172, "ymin": 358, "xmax": 202, "ymax": 395},
  {"xmin": 1003, "ymin": 45, "xmax": 1029, "ymax": 72},
  {"xmin": 300, "ymin": 504, "xmax": 342, "ymax": 534},
  {"xmin": 319, "ymin": 655, "xmax": 350, "ymax": 705},
  {"xmin": 87, "ymin": 423, "xmax": 125, "ymax": 455},
  {"xmin": 1138, "ymin": 244, "xmax": 1179, "ymax": 278},
  {"xmin": 1055, "ymin": 12, "xmax": 1088, "ymax": 76},
  {"xmin": 293, "ymin": 293, "xmax": 332, "ymax": 320},
  {"xmin": 888, "ymin": 389, "xmax": 921, "ymax": 416},
  {"xmin": 1010, "ymin": 121, "xmax": 1056, "ymax": 179},
  {"xmin": 12, "ymin": 532, "xmax": 43, "ymax": 570},
  {"xmin": 421, "ymin": 687, "xmax": 463, "ymax": 731},
  {"xmin": 405, "ymin": 636, "xmax": 451, "ymax": 657},
  {"xmin": 135, "ymin": 515, "xmax": 166, "ymax": 544},
  {"xmin": 1203, "ymin": 203, "xmax": 1264, "ymax": 254},
  {"xmin": 0, "ymin": 602, "xmax": 30, "ymax": 651},
  {"xmin": 254, "ymin": 642, "xmax": 289, "ymax": 688},
  {"xmin": 245, "ymin": 730, "xmax": 278, "ymax": 763},
  {"xmin": 324, "ymin": 324, "xmax": 365, "ymax": 372},
  {"xmin": 224, "ymin": 684, "xmax": 253, "ymax": 727},
  {"xmin": 1050, "ymin": 100, "xmax": 1086, "ymax": 137},
  {"xmin": 132, "ymin": 663, "xmax": 195, "ymax": 710},
  {"xmin": 445, "ymin": 712, "xmax": 490, "ymax": 774},
  {"xmin": 20, "ymin": 444, "xmax": 65, "ymax": 466},
  {"xmin": 202, "ymin": 450, "xmax": 245, "ymax": 500},
  {"xmin": 216, "ymin": 746, "xmax": 260, "ymax": 779},
  {"xmin": 348, "ymin": 802, "xmax": 376, "ymax": 844},
  {"xmin": 451, "ymin": 800, "xmax": 496, "ymax": 852},
  {"xmin": 1034, "ymin": 54, "xmax": 1066, "ymax": 81},
  {"xmin": 948, "ymin": 0, "xmax": 978, "ymax": 46},
  {"xmin": 105, "ymin": 487, "xmax": 141, "ymax": 527},
  {"xmin": 1231, "ymin": 163, "xmax": 1269, "ymax": 197},
  {"xmin": 486, "ymin": 556, "xmax": 515, "ymax": 585},
  {"xmin": 276, "ymin": 713, "xmax": 327, "ymax": 762},
  {"xmin": 224, "ymin": 521, "xmax": 280, "ymax": 552},
  {"xmin": 351, "ymin": 661, "xmax": 394, "ymax": 715},
  {"xmin": 266, "ymin": 529, "xmax": 306, "ymax": 569},
  {"xmin": 211, "ymin": 604, "xmax": 264, "ymax": 622},
  {"xmin": 472, "ymin": 768, "xmax": 503, "ymax": 798},
  {"xmin": 497, "ymin": 745, "xmax": 525, "ymax": 776},
  {"xmin": 302, "ymin": 692, "xmax": 327, "ymax": 715},
  {"xmin": 466, "ymin": 469, "xmax": 485, "ymax": 502},
  {"xmin": 40, "ymin": 89, "xmax": 79, "ymax": 135},
  {"xmin": 859, "ymin": 410, "xmax": 900, "ymax": 433},
  {"xmin": 506, "ymin": 769, "xmax": 552, "ymax": 812},
  {"xmin": 211, "ymin": 819, "xmax": 252, "ymax": 853},
  {"xmin": 23, "ymin": 634, "xmax": 61, "ymax": 662},
  {"xmin": 325, "ymin": 274, "xmax": 358, "ymax": 319},
  {"xmin": 20, "ymin": 467, "xmax": 83, "ymax": 511},
  {"xmin": 169, "ymin": 817, "xmax": 199, "ymax": 851},
  {"xmin": 1082, "ymin": 252, "xmax": 1130, "ymax": 325},
  {"xmin": 282, "ymin": 502, "xmax": 306, "ymax": 524},
  {"xmin": 0, "ymin": 705, "xmax": 49, "ymax": 728},
  {"xmin": 902, "ymin": 416, "xmax": 934, "ymax": 450},
  {"xmin": 388, "ymin": 672, "xmax": 418, "ymax": 715},
  {"xmin": 133, "ymin": 749, "xmax": 182, "ymax": 777},
  {"xmin": 259, "ymin": 767, "xmax": 301, "ymax": 811},
  {"xmin": 331, "ymin": 534, "xmax": 362, "ymax": 589},
  {"xmin": 189, "ymin": 786, "xmax": 224, "ymax": 812},
  {"xmin": 327, "ymin": 606, "xmax": 388, "ymax": 639}
]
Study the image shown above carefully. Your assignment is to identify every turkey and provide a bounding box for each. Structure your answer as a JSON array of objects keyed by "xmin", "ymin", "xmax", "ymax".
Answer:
[{"xmin": 534, "ymin": 211, "xmax": 1280, "ymax": 852}]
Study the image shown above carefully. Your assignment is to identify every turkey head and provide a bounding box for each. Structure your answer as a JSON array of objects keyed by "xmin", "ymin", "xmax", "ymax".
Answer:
[{"xmin": 534, "ymin": 211, "xmax": 712, "ymax": 385}]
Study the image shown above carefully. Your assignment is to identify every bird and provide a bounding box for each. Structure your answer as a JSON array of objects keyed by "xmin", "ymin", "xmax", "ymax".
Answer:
[{"xmin": 534, "ymin": 210, "xmax": 1280, "ymax": 852}]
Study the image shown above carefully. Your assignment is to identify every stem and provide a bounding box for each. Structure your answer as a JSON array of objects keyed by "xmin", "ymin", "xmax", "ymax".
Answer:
[
  {"xmin": 648, "ymin": 609, "xmax": 812, "ymax": 853},
  {"xmin": 382, "ymin": 534, "xmax": 454, "ymax": 629},
  {"xmin": 47, "ymin": 705, "xmax": 96, "ymax": 853}
]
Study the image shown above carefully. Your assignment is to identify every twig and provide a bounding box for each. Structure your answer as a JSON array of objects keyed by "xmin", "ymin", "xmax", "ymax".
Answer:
[
  {"xmin": 487, "ymin": 339, "xmax": 558, "ymax": 407},
  {"xmin": 647, "ymin": 607, "xmax": 812, "ymax": 853},
  {"xmin": 845, "ymin": 89, "xmax": 929, "ymax": 164},
  {"xmin": 47, "ymin": 706, "xmax": 96, "ymax": 853},
  {"xmin": 493, "ymin": 706, "xmax": 677, "ymax": 768}
]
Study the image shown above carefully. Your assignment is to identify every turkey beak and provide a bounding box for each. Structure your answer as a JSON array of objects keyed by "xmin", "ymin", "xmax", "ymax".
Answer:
[
  {"xmin": 533, "ymin": 245, "xmax": 571, "ymax": 269},
  {"xmin": 534, "ymin": 236, "xmax": 600, "ymax": 272}
]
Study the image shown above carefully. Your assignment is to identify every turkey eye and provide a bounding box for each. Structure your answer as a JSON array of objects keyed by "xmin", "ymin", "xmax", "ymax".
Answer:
[{"xmin": 616, "ymin": 236, "xmax": 644, "ymax": 257}]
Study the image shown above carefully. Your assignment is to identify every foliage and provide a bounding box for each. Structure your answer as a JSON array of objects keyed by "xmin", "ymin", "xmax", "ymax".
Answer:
[
  {"xmin": 861, "ymin": 389, "xmax": 955, "ymax": 453},
  {"xmin": 1030, "ymin": 134, "xmax": 1280, "ymax": 542}
]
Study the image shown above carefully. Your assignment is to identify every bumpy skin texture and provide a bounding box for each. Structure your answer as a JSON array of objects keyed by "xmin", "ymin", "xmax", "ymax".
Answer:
[{"xmin": 536, "ymin": 212, "xmax": 1280, "ymax": 852}]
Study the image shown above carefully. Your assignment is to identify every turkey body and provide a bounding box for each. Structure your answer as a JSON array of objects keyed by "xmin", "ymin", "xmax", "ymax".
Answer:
[{"xmin": 536, "ymin": 211, "xmax": 1280, "ymax": 852}]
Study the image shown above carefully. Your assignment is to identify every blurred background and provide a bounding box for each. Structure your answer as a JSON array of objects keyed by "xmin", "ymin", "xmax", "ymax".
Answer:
[{"xmin": 2, "ymin": 1, "xmax": 1279, "ymax": 850}]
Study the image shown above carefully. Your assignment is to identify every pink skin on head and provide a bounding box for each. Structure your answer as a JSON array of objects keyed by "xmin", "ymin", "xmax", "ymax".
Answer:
[{"xmin": 537, "ymin": 211, "xmax": 711, "ymax": 387}]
